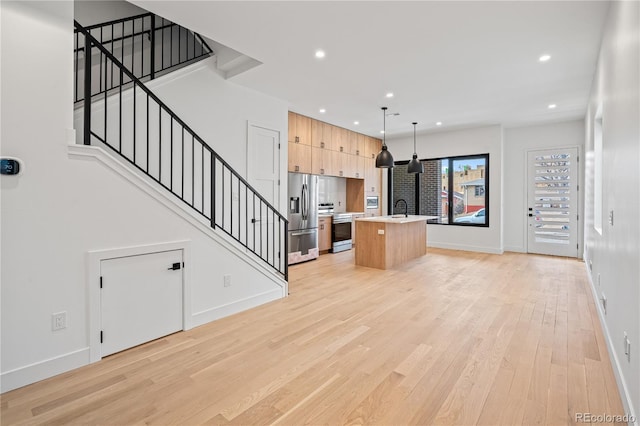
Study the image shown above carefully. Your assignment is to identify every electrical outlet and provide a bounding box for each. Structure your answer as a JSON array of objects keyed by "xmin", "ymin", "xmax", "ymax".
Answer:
[
  {"xmin": 601, "ymin": 293, "xmax": 607, "ymax": 314},
  {"xmin": 224, "ymin": 274, "xmax": 231, "ymax": 287},
  {"xmin": 52, "ymin": 312, "xmax": 67, "ymax": 331}
]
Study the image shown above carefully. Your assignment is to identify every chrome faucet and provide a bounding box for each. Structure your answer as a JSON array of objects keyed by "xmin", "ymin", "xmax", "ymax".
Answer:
[{"xmin": 394, "ymin": 199, "xmax": 408, "ymax": 217}]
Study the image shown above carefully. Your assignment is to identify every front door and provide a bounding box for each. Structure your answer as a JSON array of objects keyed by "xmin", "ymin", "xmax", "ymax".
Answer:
[
  {"xmin": 100, "ymin": 249, "xmax": 183, "ymax": 357},
  {"xmin": 527, "ymin": 147, "xmax": 579, "ymax": 257}
]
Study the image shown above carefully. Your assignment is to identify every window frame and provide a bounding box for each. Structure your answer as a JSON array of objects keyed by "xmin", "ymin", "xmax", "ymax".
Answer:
[{"xmin": 393, "ymin": 153, "xmax": 489, "ymax": 227}]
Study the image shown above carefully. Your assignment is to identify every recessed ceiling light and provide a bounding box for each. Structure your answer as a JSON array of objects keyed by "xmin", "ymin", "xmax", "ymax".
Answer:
[
  {"xmin": 548, "ymin": 104, "xmax": 557, "ymax": 109},
  {"xmin": 539, "ymin": 54, "xmax": 551, "ymax": 62},
  {"xmin": 380, "ymin": 130, "xmax": 385, "ymax": 134},
  {"xmin": 436, "ymin": 121, "xmax": 442, "ymax": 126},
  {"xmin": 354, "ymin": 121, "xmax": 359, "ymax": 125},
  {"xmin": 385, "ymin": 92, "xmax": 394, "ymax": 98},
  {"xmin": 315, "ymin": 50, "xmax": 325, "ymax": 59},
  {"xmin": 319, "ymin": 108, "xmax": 326, "ymax": 113}
]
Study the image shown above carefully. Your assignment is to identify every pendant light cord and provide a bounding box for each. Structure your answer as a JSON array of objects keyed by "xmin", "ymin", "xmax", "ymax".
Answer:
[
  {"xmin": 382, "ymin": 107, "xmax": 387, "ymax": 147},
  {"xmin": 413, "ymin": 122, "xmax": 417, "ymax": 154}
]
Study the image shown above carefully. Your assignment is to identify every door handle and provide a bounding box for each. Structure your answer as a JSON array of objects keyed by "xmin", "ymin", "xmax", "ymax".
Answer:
[
  {"xmin": 167, "ymin": 262, "xmax": 181, "ymax": 270},
  {"xmin": 251, "ymin": 218, "xmax": 261, "ymax": 223},
  {"xmin": 291, "ymin": 230, "xmax": 315, "ymax": 236},
  {"xmin": 528, "ymin": 214, "xmax": 533, "ymax": 217}
]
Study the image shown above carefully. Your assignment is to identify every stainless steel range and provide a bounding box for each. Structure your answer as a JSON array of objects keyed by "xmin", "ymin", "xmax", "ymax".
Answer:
[{"xmin": 318, "ymin": 203, "xmax": 353, "ymax": 253}]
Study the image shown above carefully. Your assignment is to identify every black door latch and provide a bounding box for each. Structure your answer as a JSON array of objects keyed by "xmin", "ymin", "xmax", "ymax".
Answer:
[{"xmin": 168, "ymin": 262, "xmax": 181, "ymax": 271}]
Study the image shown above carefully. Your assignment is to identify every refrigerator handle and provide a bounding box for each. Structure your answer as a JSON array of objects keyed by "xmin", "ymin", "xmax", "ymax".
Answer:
[{"xmin": 302, "ymin": 183, "xmax": 308, "ymax": 220}]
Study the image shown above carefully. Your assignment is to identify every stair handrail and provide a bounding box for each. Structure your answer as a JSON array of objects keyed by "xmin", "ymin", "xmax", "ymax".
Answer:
[
  {"xmin": 74, "ymin": 13, "xmax": 213, "ymax": 102},
  {"xmin": 75, "ymin": 20, "xmax": 288, "ymax": 280}
]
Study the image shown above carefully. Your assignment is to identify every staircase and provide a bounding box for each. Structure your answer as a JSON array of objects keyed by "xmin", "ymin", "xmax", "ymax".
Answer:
[{"xmin": 74, "ymin": 15, "xmax": 288, "ymax": 281}]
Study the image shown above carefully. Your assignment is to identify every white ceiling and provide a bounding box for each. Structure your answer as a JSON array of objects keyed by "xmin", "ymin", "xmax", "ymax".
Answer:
[{"xmin": 132, "ymin": 1, "xmax": 610, "ymax": 138}]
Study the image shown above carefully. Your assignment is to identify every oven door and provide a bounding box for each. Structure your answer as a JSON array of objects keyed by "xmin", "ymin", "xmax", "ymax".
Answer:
[{"xmin": 331, "ymin": 221, "xmax": 352, "ymax": 253}]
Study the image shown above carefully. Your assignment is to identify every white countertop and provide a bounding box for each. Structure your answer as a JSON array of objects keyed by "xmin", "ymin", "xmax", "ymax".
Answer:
[{"xmin": 355, "ymin": 215, "xmax": 438, "ymax": 224}]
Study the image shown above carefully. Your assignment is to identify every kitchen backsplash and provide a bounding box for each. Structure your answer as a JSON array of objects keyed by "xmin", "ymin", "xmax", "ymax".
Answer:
[{"xmin": 317, "ymin": 175, "xmax": 347, "ymax": 212}]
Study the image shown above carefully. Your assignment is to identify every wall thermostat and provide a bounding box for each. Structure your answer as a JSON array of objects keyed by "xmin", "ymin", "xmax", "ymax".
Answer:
[{"xmin": 1, "ymin": 158, "xmax": 23, "ymax": 176}]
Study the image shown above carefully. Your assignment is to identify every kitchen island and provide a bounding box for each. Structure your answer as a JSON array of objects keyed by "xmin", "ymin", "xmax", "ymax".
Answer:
[{"xmin": 354, "ymin": 215, "xmax": 437, "ymax": 270}]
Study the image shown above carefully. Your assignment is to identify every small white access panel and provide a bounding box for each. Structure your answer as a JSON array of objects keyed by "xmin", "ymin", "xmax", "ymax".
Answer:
[{"xmin": 100, "ymin": 249, "xmax": 183, "ymax": 357}]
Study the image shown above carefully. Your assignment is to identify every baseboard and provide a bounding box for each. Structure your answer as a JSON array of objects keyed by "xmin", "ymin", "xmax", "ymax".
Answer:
[
  {"xmin": 1, "ymin": 347, "xmax": 90, "ymax": 393},
  {"xmin": 191, "ymin": 288, "xmax": 283, "ymax": 328},
  {"xmin": 504, "ymin": 245, "xmax": 526, "ymax": 253},
  {"xmin": 584, "ymin": 262, "xmax": 638, "ymax": 426},
  {"xmin": 427, "ymin": 241, "xmax": 504, "ymax": 255}
]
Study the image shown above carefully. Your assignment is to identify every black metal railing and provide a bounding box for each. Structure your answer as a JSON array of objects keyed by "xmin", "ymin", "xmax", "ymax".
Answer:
[
  {"xmin": 74, "ymin": 13, "xmax": 213, "ymax": 103},
  {"xmin": 75, "ymin": 20, "xmax": 288, "ymax": 280}
]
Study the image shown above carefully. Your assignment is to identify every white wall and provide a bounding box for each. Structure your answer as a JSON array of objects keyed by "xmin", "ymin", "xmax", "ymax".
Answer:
[
  {"xmin": 503, "ymin": 120, "xmax": 585, "ymax": 253},
  {"xmin": 1, "ymin": 1, "xmax": 288, "ymax": 392},
  {"xmin": 583, "ymin": 0, "xmax": 639, "ymax": 419},
  {"xmin": 385, "ymin": 125, "xmax": 503, "ymax": 254},
  {"xmin": 74, "ymin": 0, "xmax": 146, "ymax": 26}
]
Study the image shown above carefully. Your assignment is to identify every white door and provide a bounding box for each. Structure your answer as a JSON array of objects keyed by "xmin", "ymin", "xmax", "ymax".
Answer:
[
  {"xmin": 100, "ymin": 249, "xmax": 183, "ymax": 357},
  {"xmin": 247, "ymin": 124, "xmax": 281, "ymax": 269},
  {"xmin": 527, "ymin": 148, "xmax": 579, "ymax": 257},
  {"xmin": 247, "ymin": 124, "xmax": 280, "ymax": 207}
]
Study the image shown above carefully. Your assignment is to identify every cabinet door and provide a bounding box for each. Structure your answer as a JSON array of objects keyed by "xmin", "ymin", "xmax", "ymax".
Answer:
[
  {"xmin": 352, "ymin": 155, "xmax": 364, "ymax": 179},
  {"xmin": 288, "ymin": 142, "xmax": 311, "ymax": 173},
  {"xmin": 365, "ymin": 137, "xmax": 381, "ymax": 160},
  {"xmin": 351, "ymin": 213, "xmax": 365, "ymax": 245},
  {"xmin": 312, "ymin": 119, "xmax": 332, "ymax": 149},
  {"xmin": 322, "ymin": 122, "xmax": 333, "ymax": 150},
  {"xmin": 331, "ymin": 150, "xmax": 346, "ymax": 177},
  {"xmin": 295, "ymin": 114, "xmax": 311, "ymax": 145},
  {"xmin": 318, "ymin": 218, "xmax": 331, "ymax": 251},
  {"xmin": 312, "ymin": 146, "xmax": 334, "ymax": 176},
  {"xmin": 365, "ymin": 158, "xmax": 380, "ymax": 193},
  {"xmin": 331, "ymin": 126, "xmax": 344, "ymax": 153},
  {"xmin": 348, "ymin": 131, "xmax": 359, "ymax": 155},
  {"xmin": 288, "ymin": 111, "xmax": 297, "ymax": 144},
  {"xmin": 357, "ymin": 134, "xmax": 367, "ymax": 157}
]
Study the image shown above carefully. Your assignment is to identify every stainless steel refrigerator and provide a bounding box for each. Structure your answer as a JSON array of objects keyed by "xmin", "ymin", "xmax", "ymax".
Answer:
[{"xmin": 287, "ymin": 173, "xmax": 319, "ymax": 265}]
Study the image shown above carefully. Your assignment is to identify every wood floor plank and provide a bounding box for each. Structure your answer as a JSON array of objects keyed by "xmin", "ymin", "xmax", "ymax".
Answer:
[{"xmin": 0, "ymin": 249, "xmax": 626, "ymax": 425}]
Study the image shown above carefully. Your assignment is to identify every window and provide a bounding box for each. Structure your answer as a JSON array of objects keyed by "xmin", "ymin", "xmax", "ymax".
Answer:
[
  {"xmin": 594, "ymin": 104, "xmax": 603, "ymax": 234},
  {"xmin": 392, "ymin": 154, "xmax": 489, "ymax": 226}
]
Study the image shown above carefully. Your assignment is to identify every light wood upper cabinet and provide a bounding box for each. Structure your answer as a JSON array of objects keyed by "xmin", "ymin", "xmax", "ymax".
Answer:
[
  {"xmin": 311, "ymin": 147, "xmax": 333, "ymax": 176},
  {"xmin": 357, "ymin": 134, "xmax": 367, "ymax": 157},
  {"xmin": 288, "ymin": 112, "xmax": 311, "ymax": 145},
  {"xmin": 311, "ymin": 120, "xmax": 332, "ymax": 149},
  {"xmin": 351, "ymin": 155, "xmax": 364, "ymax": 179},
  {"xmin": 347, "ymin": 131, "xmax": 359, "ymax": 156},
  {"xmin": 288, "ymin": 142, "xmax": 311, "ymax": 173},
  {"xmin": 365, "ymin": 137, "xmax": 382, "ymax": 159},
  {"xmin": 365, "ymin": 157, "xmax": 381, "ymax": 194},
  {"xmin": 288, "ymin": 113, "xmax": 380, "ymax": 185}
]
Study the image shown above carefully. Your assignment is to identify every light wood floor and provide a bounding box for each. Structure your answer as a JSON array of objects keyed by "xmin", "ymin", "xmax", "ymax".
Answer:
[{"xmin": 1, "ymin": 249, "xmax": 625, "ymax": 425}]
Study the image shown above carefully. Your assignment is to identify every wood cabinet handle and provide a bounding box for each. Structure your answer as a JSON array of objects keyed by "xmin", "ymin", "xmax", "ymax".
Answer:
[
  {"xmin": 320, "ymin": 224, "xmax": 324, "ymax": 230},
  {"xmin": 321, "ymin": 141, "xmax": 325, "ymax": 148},
  {"xmin": 340, "ymin": 146, "xmax": 344, "ymax": 152},
  {"xmin": 295, "ymin": 165, "xmax": 299, "ymax": 172},
  {"xmin": 356, "ymin": 150, "xmax": 359, "ymax": 155},
  {"xmin": 321, "ymin": 169, "xmax": 325, "ymax": 175},
  {"xmin": 295, "ymin": 136, "xmax": 299, "ymax": 143}
]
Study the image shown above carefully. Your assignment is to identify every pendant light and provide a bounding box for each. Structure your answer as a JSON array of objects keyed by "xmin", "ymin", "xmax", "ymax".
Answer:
[
  {"xmin": 407, "ymin": 122, "xmax": 424, "ymax": 173},
  {"xmin": 375, "ymin": 107, "xmax": 394, "ymax": 168}
]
